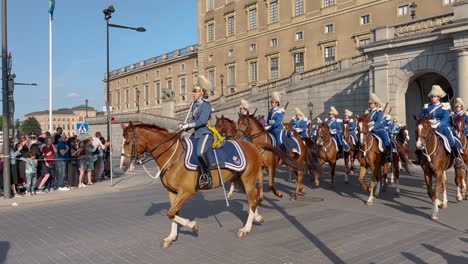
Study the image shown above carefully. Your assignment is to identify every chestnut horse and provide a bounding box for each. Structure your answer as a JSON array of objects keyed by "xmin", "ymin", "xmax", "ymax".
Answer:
[
  {"xmin": 214, "ymin": 115, "xmax": 282, "ymax": 201},
  {"xmin": 383, "ymin": 126, "xmax": 411, "ymax": 196},
  {"xmin": 343, "ymin": 120, "xmax": 357, "ymax": 180},
  {"xmin": 452, "ymin": 114, "xmax": 468, "ymax": 201},
  {"xmin": 120, "ymin": 122, "xmax": 265, "ymax": 248},
  {"xmin": 237, "ymin": 114, "xmax": 308, "ymax": 199},
  {"xmin": 356, "ymin": 115, "xmax": 385, "ymax": 206},
  {"xmin": 414, "ymin": 115, "xmax": 464, "ymax": 219},
  {"xmin": 315, "ymin": 122, "xmax": 340, "ymax": 187}
]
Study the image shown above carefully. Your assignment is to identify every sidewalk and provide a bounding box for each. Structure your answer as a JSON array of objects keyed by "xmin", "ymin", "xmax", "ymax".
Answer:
[{"xmin": 0, "ymin": 164, "xmax": 159, "ymax": 207}]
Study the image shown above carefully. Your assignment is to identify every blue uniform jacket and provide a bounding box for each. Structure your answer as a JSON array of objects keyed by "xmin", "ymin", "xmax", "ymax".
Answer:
[
  {"xmin": 366, "ymin": 108, "xmax": 390, "ymax": 147},
  {"xmin": 419, "ymin": 102, "xmax": 455, "ymax": 147},
  {"xmin": 188, "ymin": 98, "xmax": 213, "ymax": 139},
  {"xmin": 310, "ymin": 124, "xmax": 318, "ymax": 139},
  {"xmin": 326, "ymin": 118, "xmax": 342, "ymax": 135},
  {"xmin": 343, "ymin": 118, "xmax": 358, "ymax": 142},
  {"xmin": 267, "ymin": 107, "xmax": 284, "ymax": 144},
  {"xmin": 452, "ymin": 110, "xmax": 468, "ymax": 135},
  {"xmin": 290, "ymin": 118, "xmax": 308, "ymax": 138}
]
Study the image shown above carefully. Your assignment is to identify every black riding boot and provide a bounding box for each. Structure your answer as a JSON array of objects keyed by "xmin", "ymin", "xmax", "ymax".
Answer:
[
  {"xmin": 450, "ymin": 146, "xmax": 463, "ymax": 167},
  {"xmin": 197, "ymin": 155, "xmax": 212, "ymax": 189},
  {"xmin": 385, "ymin": 146, "xmax": 392, "ymax": 163}
]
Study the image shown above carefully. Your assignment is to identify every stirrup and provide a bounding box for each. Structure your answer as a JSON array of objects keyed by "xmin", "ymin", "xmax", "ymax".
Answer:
[{"xmin": 199, "ymin": 173, "xmax": 212, "ymax": 188}]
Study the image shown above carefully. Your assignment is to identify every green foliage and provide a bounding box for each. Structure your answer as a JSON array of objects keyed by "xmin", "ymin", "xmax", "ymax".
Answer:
[
  {"xmin": 19, "ymin": 117, "xmax": 41, "ymax": 135},
  {"xmin": 15, "ymin": 119, "xmax": 21, "ymax": 129}
]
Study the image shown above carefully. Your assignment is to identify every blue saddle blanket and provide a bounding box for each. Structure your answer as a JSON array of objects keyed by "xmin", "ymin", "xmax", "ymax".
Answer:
[{"xmin": 184, "ymin": 137, "xmax": 246, "ymax": 172}]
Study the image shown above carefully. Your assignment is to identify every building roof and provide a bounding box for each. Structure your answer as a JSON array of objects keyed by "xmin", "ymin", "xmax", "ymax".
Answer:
[{"xmin": 25, "ymin": 105, "xmax": 96, "ymax": 117}]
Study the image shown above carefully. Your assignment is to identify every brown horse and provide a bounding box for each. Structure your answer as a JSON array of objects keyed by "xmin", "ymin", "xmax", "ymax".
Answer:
[
  {"xmin": 120, "ymin": 122, "xmax": 265, "ymax": 248},
  {"xmin": 343, "ymin": 120, "xmax": 357, "ymax": 180},
  {"xmin": 214, "ymin": 115, "xmax": 282, "ymax": 201},
  {"xmin": 414, "ymin": 115, "xmax": 464, "ymax": 219},
  {"xmin": 356, "ymin": 115, "xmax": 385, "ymax": 206},
  {"xmin": 451, "ymin": 114, "xmax": 468, "ymax": 201},
  {"xmin": 315, "ymin": 122, "xmax": 340, "ymax": 187},
  {"xmin": 237, "ymin": 114, "xmax": 308, "ymax": 200}
]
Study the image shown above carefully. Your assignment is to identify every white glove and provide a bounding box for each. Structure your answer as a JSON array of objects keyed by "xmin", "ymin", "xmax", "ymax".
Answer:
[
  {"xmin": 179, "ymin": 123, "xmax": 190, "ymax": 130},
  {"xmin": 295, "ymin": 128, "xmax": 302, "ymax": 132},
  {"xmin": 268, "ymin": 120, "xmax": 275, "ymax": 125},
  {"xmin": 265, "ymin": 125, "xmax": 271, "ymax": 130},
  {"xmin": 368, "ymin": 121, "xmax": 375, "ymax": 127}
]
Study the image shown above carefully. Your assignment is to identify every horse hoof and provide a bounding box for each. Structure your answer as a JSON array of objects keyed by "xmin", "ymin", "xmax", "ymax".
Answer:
[
  {"xmin": 161, "ymin": 240, "xmax": 173, "ymax": 248},
  {"xmin": 227, "ymin": 194, "xmax": 233, "ymax": 200},
  {"xmin": 457, "ymin": 197, "xmax": 462, "ymax": 202},
  {"xmin": 441, "ymin": 204, "xmax": 448, "ymax": 209},
  {"xmin": 431, "ymin": 215, "xmax": 439, "ymax": 220},
  {"xmin": 315, "ymin": 180, "xmax": 320, "ymax": 187},
  {"xmin": 236, "ymin": 230, "xmax": 248, "ymax": 239},
  {"xmin": 366, "ymin": 201, "xmax": 373, "ymax": 206},
  {"xmin": 192, "ymin": 223, "xmax": 199, "ymax": 232},
  {"xmin": 254, "ymin": 216, "xmax": 264, "ymax": 223},
  {"xmin": 277, "ymin": 192, "xmax": 283, "ymax": 198}
]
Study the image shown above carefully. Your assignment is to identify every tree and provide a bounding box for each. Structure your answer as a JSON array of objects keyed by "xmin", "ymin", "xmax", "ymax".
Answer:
[
  {"xmin": 19, "ymin": 117, "xmax": 41, "ymax": 135},
  {"xmin": 15, "ymin": 119, "xmax": 21, "ymax": 129}
]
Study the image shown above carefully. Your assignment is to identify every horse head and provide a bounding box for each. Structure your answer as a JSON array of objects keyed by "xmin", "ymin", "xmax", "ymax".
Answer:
[
  {"xmin": 398, "ymin": 125, "xmax": 410, "ymax": 144},
  {"xmin": 453, "ymin": 114, "xmax": 466, "ymax": 139},
  {"xmin": 237, "ymin": 113, "xmax": 253, "ymax": 139},
  {"xmin": 356, "ymin": 114, "xmax": 371, "ymax": 146},
  {"xmin": 316, "ymin": 122, "xmax": 331, "ymax": 146},
  {"xmin": 414, "ymin": 115, "xmax": 433, "ymax": 150},
  {"xmin": 215, "ymin": 115, "xmax": 237, "ymax": 139}
]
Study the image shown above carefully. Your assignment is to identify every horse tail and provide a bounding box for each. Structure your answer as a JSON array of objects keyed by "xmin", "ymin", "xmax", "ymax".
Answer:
[
  {"xmin": 257, "ymin": 143, "xmax": 307, "ymax": 172},
  {"xmin": 398, "ymin": 145, "xmax": 413, "ymax": 175},
  {"xmin": 303, "ymin": 138, "xmax": 323, "ymax": 177}
]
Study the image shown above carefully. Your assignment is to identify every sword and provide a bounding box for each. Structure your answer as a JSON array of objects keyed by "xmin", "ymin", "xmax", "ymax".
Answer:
[{"xmin": 212, "ymin": 148, "xmax": 230, "ymax": 207}]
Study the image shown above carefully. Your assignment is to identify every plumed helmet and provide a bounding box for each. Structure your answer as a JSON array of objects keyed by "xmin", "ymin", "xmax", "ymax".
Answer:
[
  {"xmin": 295, "ymin": 107, "xmax": 304, "ymax": 117},
  {"xmin": 455, "ymin": 97, "xmax": 464, "ymax": 108},
  {"xmin": 428, "ymin": 85, "xmax": 446, "ymax": 98},
  {"xmin": 328, "ymin": 106, "xmax": 338, "ymax": 115},
  {"xmin": 317, "ymin": 117, "xmax": 322, "ymax": 123},
  {"xmin": 240, "ymin": 99, "xmax": 249, "ymax": 109},
  {"xmin": 271, "ymin": 91, "xmax": 281, "ymax": 103},
  {"xmin": 344, "ymin": 109, "xmax": 353, "ymax": 117},
  {"xmin": 368, "ymin": 93, "xmax": 383, "ymax": 106}
]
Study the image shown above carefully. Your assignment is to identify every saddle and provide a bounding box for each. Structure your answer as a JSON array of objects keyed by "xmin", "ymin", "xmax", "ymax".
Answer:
[
  {"xmin": 370, "ymin": 133, "xmax": 385, "ymax": 152},
  {"xmin": 184, "ymin": 137, "xmax": 247, "ymax": 174},
  {"xmin": 434, "ymin": 131, "xmax": 452, "ymax": 153}
]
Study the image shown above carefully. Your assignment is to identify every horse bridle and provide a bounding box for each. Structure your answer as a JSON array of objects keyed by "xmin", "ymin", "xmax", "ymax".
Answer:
[
  {"xmin": 316, "ymin": 125, "xmax": 333, "ymax": 152},
  {"xmin": 237, "ymin": 117, "xmax": 264, "ymax": 141},
  {"xmin": 121, "ymin": 128, "xmax": 182, "ymax": 167}
]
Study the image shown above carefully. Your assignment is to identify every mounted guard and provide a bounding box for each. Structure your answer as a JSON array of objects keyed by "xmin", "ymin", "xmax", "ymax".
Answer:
[
  {"xmin": 366, "ymin": 93, "xmax": 392, "ymax": 162},
  {"xmin": 310, "ymin": 117, "xmax": 322, "ymax": 141},
  {"xmin": 326, "ymin": 106, "xmax": 345, "ymax": 157},
  {"xmin": 290, "ymin": 107, "xmax": 309, "ymax": 139},
  {"xmin": 179, "ymin": 75, "xmax": 214, "ymax": 188},
  {"xmin": 418, "ymin": 85, "xmax": 463, "ymax": 166},
  {"xmin": 343, "ymin": 109, "xmax": 358, "ymax": 149},
  {"xmin": 452, "ymin": 97, "xmax": 468, "ymax": 136}
]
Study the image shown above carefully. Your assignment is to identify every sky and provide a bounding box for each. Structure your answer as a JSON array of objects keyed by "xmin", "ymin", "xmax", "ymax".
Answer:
[{"xmin": 2, "ymin": 0, "xmax": 197, "ymax": 120}]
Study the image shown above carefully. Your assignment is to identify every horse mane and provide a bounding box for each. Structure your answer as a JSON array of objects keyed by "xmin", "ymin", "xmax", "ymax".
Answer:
[
  {"xmin": 222, "ymin": 116, "xmax": 237, "ymax": 128},
  {"xmin": 132, "ymin": 123, "xmax": 169, "ymax": 132},
  {"xmin": 245, "ymin": 114, "xmax": 265, "ymax": 130},
  {"xmin": 356, "ymin": 114, "xmax": 369, "ymax": 123}
]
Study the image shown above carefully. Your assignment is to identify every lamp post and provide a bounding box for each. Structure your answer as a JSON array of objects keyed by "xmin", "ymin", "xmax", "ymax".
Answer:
[
  {"xmin": 135, "ymin": 88, "xmax": 140, "ymax": 113},
  {"xmin": 220, "ymin": 74, "xmax": 224, "ymax": 97},
  {"xmin": 104, "ymin": 5, "xmax": 145, "ymax": 185},
  {"xmin": 2, "ymin": 0, "xmax": 11, "ymax": 198},
  {"xmin": 11, "ymin": 80, "xmax": 37, "ymax": 137},
  {"xmin": 409, "ymin": 2, "xmax": 417, "ymax": 20},
  {"xmin": 85, "ymin": 99, "xmax": 88, "ymax": 118}
]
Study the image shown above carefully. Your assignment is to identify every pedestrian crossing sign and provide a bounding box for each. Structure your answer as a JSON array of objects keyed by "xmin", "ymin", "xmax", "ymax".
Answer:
[{"xmin": 76, "ymin": 123, "xmax": 89, "ymax": 135}]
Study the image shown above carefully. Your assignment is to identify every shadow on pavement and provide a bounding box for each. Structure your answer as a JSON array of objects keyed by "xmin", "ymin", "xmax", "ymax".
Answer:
[
  {"xmin": 0, "ymin": 241, "xmax": 10, "ymax": 263},
  {"xmin": 422, "ymin": 243, "xmax": 468, "ymax": 263},
  {"xmin": 401, "ymin": 251, "xmax": 427, "ymax": 264}
]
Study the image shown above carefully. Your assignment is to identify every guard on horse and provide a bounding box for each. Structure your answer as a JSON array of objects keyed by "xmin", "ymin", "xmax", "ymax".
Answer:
[
  {"xmin": 418, "ymin": 85, "xmax": 463, "ymax": 166},
  {"xmin": 343, "ymin": 109, "xmax": 358, "ymax": 150},
  {"xmin": 452, "ymin": 97, "xmax": 468, "ymax": 136},
  {"xmin": 179, "ymin": 75, "xmax": 214, "ymax": 188},
  {"xmin": 290, "ymin": 107, "xmax": 309, "ymax": 139},
  {"xmin": 366, "ymin": 93, "xmax": 392, "ymax": 162},
  {"xmin": 310, "ymin": 117, "xmax": 322, "ymax": 141},
  {"xmin": 266, "ymin": 92, "xmax": 300, "ymax": 154},
  {"xmin": 326, "ymin": 106, "xmax": 344, "ymax": 157}
]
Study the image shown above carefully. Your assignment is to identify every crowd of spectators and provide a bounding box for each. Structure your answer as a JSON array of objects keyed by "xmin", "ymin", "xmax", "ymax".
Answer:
[{"xmin": 0, "ymin": 127, "xmax": 110, "ymax": 198}]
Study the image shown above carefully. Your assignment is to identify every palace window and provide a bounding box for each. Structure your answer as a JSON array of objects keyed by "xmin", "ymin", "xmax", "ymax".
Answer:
[
  {"xmin": 360, "ymin": 15, "xmax": 370, "ymax": 25},
  {"xmin": 270, "ymin": 57, "xmax": 279, "ymax": 79},
  {"xmin": 228, "ymin": 65, "xmax": 236, "ymax": 88},
  {"xmin": 206, "ymin": 0, "xmax": 214, "ymax": 11},
  {"xmin": 324, "ymin": 46, "xmax": 336, "ymax": 64},
  {"xmin": 180, "ymin": 77, "xmax": 186, "ymax": 101},
  {"xmin": 294, "ymin": 0, "xmax": 304, "ymax": 16},
  {"xmin": 207, "ymin": 22, "xmax": 215, "ymax": 43},
  {"xmin": 248, "ymin": 6, "xmax": 257, "ymax": 30},
  {"xmin": 325, "ymin": 23, "xmax": 334, "ymax": 33},
  {"xmin": 270, "ymin": 38, "xmax": 278, "ymax": 47},
  {"xmin": 295, "ymin": 31, "xmax": 303, "ymax": 41},
  {"xmin": 398, "ymin": 5, "xmax": 409, "ymax": 16},
  {"xmin": 294, "ymin": 52, "xmax": 304, "ymax": 73},
  {"xmin": 323, "ymin": 0, "xmax": 335, "ymax": 8},
  {"xmin": 269, "ymin": 1, "xmax": 279, "ymax": 24},
  {"xmin": 227, "ymin": 15, "xmax": 235, "ymax": 37},
  {"xmin": 249, "ymin": 61, "xmax": 258, "ymax": 83},
  {"xmin": 208, "ymin": 70, "xmax": 215, "ymax": 96},
  {"xmin": 250, "ymin": 43, "xmax": 257, "ymax": 52}
]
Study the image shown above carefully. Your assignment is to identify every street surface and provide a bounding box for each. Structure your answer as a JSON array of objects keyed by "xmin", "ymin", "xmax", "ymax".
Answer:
[{"xmin": 0, "ymin": 161, "xmax": 467, "ymax": 264}]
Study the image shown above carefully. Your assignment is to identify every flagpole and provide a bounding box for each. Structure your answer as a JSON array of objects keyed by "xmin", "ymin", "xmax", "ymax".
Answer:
[{"xmin": 48, "ymin": 13, "xmax": 52, "ymax": 132}]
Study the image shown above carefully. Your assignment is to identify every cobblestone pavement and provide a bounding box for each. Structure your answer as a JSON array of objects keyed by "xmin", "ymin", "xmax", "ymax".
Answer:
[{"xmin": 0, "ymin": 161, "xmax": 467, "ymax": 264}]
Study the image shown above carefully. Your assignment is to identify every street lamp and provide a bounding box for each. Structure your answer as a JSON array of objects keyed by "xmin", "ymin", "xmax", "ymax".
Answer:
[
  {"xmin": 220, "ymin": 74, "xmax": 224, "ymax": 97},
  {"xmin": 85, "ymin": 99, "xmax": 88, "ymax": 118},
  {"xmin": 409, "ymin": 2, "xmax": 417, "ymax": 20},
  {"xmin": 135, "ymin": 88, "xmax": 140, "ymax": 113},
  {"xmin": 104, "ymin": 5, "xmax": 145, "ymax": 185},
  {"xmin": 11, "ymin": 80, "xmax": 37, "ymax": 137}
]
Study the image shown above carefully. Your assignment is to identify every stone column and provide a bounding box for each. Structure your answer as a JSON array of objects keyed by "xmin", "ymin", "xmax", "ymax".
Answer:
[
  {"xmin": 370, "ymin": 54, "xmax": 391, "ymax": 109},
  {"xmin": 456, "ymin": 49, "xmax": 468, "ymax": 105}
]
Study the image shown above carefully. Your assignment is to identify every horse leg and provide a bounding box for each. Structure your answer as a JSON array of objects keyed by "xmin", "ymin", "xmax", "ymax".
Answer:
[
  {"xmin": 455, "ymin": 167, "xmax": 464, "ymax": 202},
  {"xmin": 441, "ymin": 171, "xmax": 448, "ymax": 209},
  {"xmin": 315, "ymin": 160, "xmax": 325, "ymax": 187},
  {"xmin": 358, "ymin": 166, "xmax": 369, "ymax": 192},
  {"xmin": 424, "ymin": 172, "xmax": 433, "ymax": 200},
  {"xmin": 297, "ymin": 170, "xmax": 305, "ymax": 195},
  {"xmin": 463, "ymin": 171, "xmax": 468, "ymax": 200},
  {"xmin": 238, "ymin": 168, "xmax": 262, "ymax": 238},
  {"xmin": 393, "ymin": 155, "xmax": 400, "ymax": 197},
  {"xmin": 227, "ymin": 182, "xmax": 235, "ymax": 200},
  {"xmin": 344, "ymin": 152, "xmax": 350, "ymax": 184},
  {"xmin": 431, "ymin": 171, "xmax": 442, "ymax": 220},
  {"xmin": 268, "ymin": 162, "xmax": 282, "ymax": 198},
  {"xmin": 367, "ymin": 167, "xmax": 377, "ymax": 206},
  {"xmin": 257, "ymin": 168, "xmax": 265, "ymax": 204},
  {"xmin": 329, "ymin": 162, "xmax": 336, "ymax": 188},
  {"xmin": 162, "ymin": 191, "xmax": 197, "ymax": 248},
  {"xmin": 381, "ymin": 163, "xmax": 388, "ymax": 193}
]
